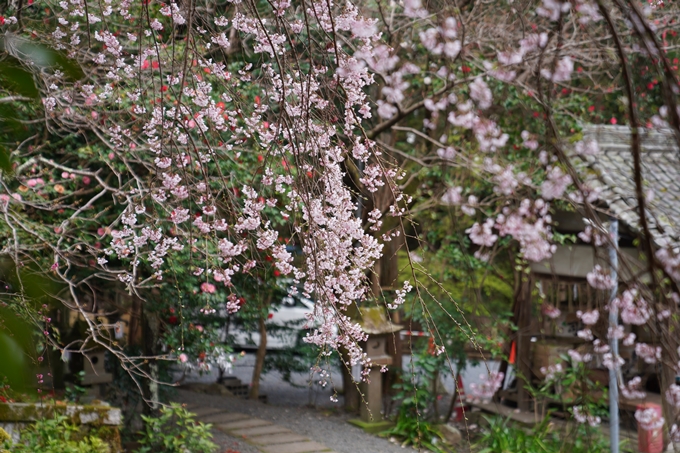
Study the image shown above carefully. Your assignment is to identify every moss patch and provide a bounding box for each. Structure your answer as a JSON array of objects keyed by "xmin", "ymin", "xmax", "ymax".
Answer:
[
  {"xmin": 0, "ymin": 402, "xmax": 120, "ymax": 425},
  {"xmin": 0, "ymin": 403, "xmax": 122, "ymax": 453},
  {"xmin": 348, "ymin": 418, "xmax": 394, "ymax": 434}
]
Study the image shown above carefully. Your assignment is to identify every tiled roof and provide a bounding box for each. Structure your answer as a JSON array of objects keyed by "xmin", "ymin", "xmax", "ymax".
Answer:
[{"xmin": 576, "ymin": 125, "xmax": 680, "ymax": 250}]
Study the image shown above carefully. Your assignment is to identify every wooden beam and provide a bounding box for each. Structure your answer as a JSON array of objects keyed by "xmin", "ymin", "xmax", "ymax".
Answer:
[{"xmin": 516, "ymin": 275, "xmax": 533, "ymax": 412}]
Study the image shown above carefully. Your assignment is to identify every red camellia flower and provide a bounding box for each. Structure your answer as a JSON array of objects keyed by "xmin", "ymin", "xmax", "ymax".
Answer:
[
  {"xmin": 588, "ymin": 105, "xmax": 595, "ymax": 112},
  {"xmin": 168, "ymin": 315, "xmax": 178, "ymax": 325},
  {"xmin": 610, "ymin": 117, "xmax": 618, "ymax": 125}
]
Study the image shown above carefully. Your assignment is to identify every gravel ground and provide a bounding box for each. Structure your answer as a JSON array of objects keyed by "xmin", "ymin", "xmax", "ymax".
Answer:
[
  {"xmin": 176, "ymin": 389, "xmax": 418, "ymax": 453},
  {"xmin": 172, "ymin": 353, "xmax": 498, "ymax": 452}
]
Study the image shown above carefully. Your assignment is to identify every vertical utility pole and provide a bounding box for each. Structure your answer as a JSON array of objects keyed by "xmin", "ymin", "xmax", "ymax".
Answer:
[{"xmin": 608, "ymin": 217, "xmax": 619, "ymax": 453}]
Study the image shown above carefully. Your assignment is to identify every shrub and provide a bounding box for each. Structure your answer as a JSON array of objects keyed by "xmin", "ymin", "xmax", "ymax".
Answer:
[
  {"xmin": 1, "ymin": 415, "xmax": 109, "ymax": 453},
  {"xmin": 135, "ymin": 403, "xmax": 217, "ymax": 453},
  {"xmin": 476, "ymin": 415, "xmax": 611, "ymax": 453}
]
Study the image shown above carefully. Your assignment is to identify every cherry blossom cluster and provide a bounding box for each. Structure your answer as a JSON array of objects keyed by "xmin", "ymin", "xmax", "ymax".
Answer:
[{"xmin": 467, "ymin": 371, "xmax": 504, "ymax": 404}]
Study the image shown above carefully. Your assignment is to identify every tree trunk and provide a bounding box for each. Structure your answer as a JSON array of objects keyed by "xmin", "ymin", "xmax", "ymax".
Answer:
[
  {"xmin": 341, "ymin": 347, "xmax": 360, "ymax": 413},
  {"xmin": 515, "ymin": 276, "xmax": 533, "ymax": 412},
  {"xmin": 141, "ymin": 304, "xmax": 158, "ymax": 414},
  {"xmin": 432, "ymin": 370, "xmax": 440, "ymax": 419},
  {"xmin": 249, "ymin": 316, "xmax": 267, "ymax": 400},
  {"xmin": 128, "ymin": 295, "xmax": 143, "ymax": 347},
  {"xmin": 445, "ymin": 370, "xmax": 460, "ymax": 423}
]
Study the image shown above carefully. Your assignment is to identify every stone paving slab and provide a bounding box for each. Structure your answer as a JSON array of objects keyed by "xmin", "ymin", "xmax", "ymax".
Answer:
[
  {"xmin": 190, "ymin": 406, "xmax": 224, "ymax": 417},
  {"xmin": 250, "ymin": 433, "xmax": 309, "ymax": 445},
  {"xmin": 232, "ymin": 424, "xmax": 293, "ymax": 437},
  {"xmin": 200, "ymin": 412, "xmax": 249, "ymax": 424},
  {"xmin": 260, "ymin": 441, "xmax": 330, "ymax": 453},
  {"xmin": 190, "ymin": 406, "xmax": 334, "ymax": 453},
  {"xmin": 218, "ymin": 418, "xmax": 271, "ymax": 430}
]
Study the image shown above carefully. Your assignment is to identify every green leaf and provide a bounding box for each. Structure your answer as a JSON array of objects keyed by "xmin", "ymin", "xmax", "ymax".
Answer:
[
  {"xmin": 0, "ymin": 145, "xmax": 12, "ymax": 174},
  {"xmin": 0, "ymin": 307, "xmax": 34, "ymax": 393},
  {"xmin": 0, "ymin": 62, "xmax": 40, "ymax": 98},
  {"xmin": 1, "ymin": 35, "xmax": 84, "ymax": 81}
]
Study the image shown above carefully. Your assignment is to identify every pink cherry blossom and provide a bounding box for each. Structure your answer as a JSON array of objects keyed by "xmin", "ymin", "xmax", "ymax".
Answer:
[
  {"xmin": 635, "ymin": 407, "xmax": 664, "ymax": 431},
  {"xmin": 200, "ymin": 282, "xmax": 216, "ymax": 294},
  {"xmin": 586, "ymin": 265, "xmax": 614, "ymax": 290}
]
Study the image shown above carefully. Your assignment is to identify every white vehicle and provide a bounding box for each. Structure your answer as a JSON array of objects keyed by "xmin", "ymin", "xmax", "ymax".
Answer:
[{"xmin": 228, "ymin": 293, "xmax": 316, "ymax": 350}]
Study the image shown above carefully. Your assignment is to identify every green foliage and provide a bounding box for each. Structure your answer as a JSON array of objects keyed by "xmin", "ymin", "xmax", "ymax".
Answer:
[
  {"xmin": 382, "ymin": 390, "xmax": 449, "ymax": 453},
  {"xmin": 531, "ymin": 354, "xmax": 609, "ymax": 424},
  {"xmin": 476, "ymin": 415, "xmax": 610, "ymax": 453},
  {"xmin": 477, "ymin": 361, "xmax": 612, "ymax": 453},
  {"xmin": 135, "ymin": 403, "xmax": 217, "ymax": 453},
  {"xmin": 383, "ymin": 359, "xmax": 451, "ymax": 453},
  {"xmin": 65, "ymin": 370, "xmax": 88, "ymax": 403},
  {"xmin": 0, "ymin": 34, "xmax": 83, "ymax": 175},
  {"xmin": 382, "ymin": 412, "xmax": 448, "ymax": 452},
  {"xmin": 263, "ymin": 332, "xmax": 325, "ymax": 383},
  {"xmin": 477, "ymin": 416, "xmax": 557, "ymax": 453},
  {"xmin": 2, "ymin": 415, "xmax": 109, "ymax": 453},
  {"xmin": 0, "ymin": 275, "xmax": 36, "ymax": 395}
]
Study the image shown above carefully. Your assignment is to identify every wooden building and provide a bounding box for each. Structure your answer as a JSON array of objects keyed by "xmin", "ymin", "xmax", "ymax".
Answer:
[{"xmin": 497, "ymin": 125, "xmax": 680, "ymax": 419}]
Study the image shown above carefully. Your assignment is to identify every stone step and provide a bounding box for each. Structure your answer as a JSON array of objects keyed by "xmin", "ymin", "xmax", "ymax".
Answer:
[
  {"xmin": 199, "ymin": 412, "xmax": 249, "ymax": 424},
  {"xmin": 181, "ymin": 396, "xmax": 337, "ymax": 453},
  {"xmin": 224, "ymin": 383, "xmax": 249, "ymax": 392},
  {"xmin": 232, "ymin": 424, "xmax": 293, "ymax": 437},
  {"xmin": 189, "ymin": 406, "xmax": 224, "ymax": 417},
  {"xmin": 218, "ymin": 418, "xmax": 271, "ymax": 431},
  {"xmin": 260, "ymin": 441, "xmax": 331, "ymax": 453},
  {"xmin": 250, "ymin": 433, "xmax": 309, "ymax": 446}
]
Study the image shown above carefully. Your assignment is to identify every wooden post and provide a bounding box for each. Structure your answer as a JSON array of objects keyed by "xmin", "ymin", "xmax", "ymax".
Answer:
[
  {"xmin": 515, "ymin": 275, "xmax": 533, "ymax": 412},
  {"xmin": 249, "ymin": 316, "xmax": 267, "ymax": 400}
]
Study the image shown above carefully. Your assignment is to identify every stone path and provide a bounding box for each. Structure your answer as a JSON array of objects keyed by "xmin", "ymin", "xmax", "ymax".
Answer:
[{"xmin": 185, "ymin": 403, "xmax": 337, "ymax": 453}]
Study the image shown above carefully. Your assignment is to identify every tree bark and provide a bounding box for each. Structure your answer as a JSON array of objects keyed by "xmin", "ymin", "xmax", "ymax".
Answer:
[
  {"xmin": 432, "ymin": 370, "xmax": 440, "ymax": 419},
  {"xmin": 127, "ymin": 295, "xmax": 143, "ymax": 347},
  {"xmin": 515, "ymin": 276, "xmax": 533, "ymax": 412},
  {"xmin": 141, "ymin": 304, "xmax": 157, "ymax": 414},
  {"xmin": 341, "ymin": 347, "xmax": 360, "ymax": 413},
  {"xmin": 445, "ymin": 371, "xmax": 460, "ymax": 422},
  {"xmin": 249, "ymin": 316, "xmax": 267, "ymax": 400}
]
